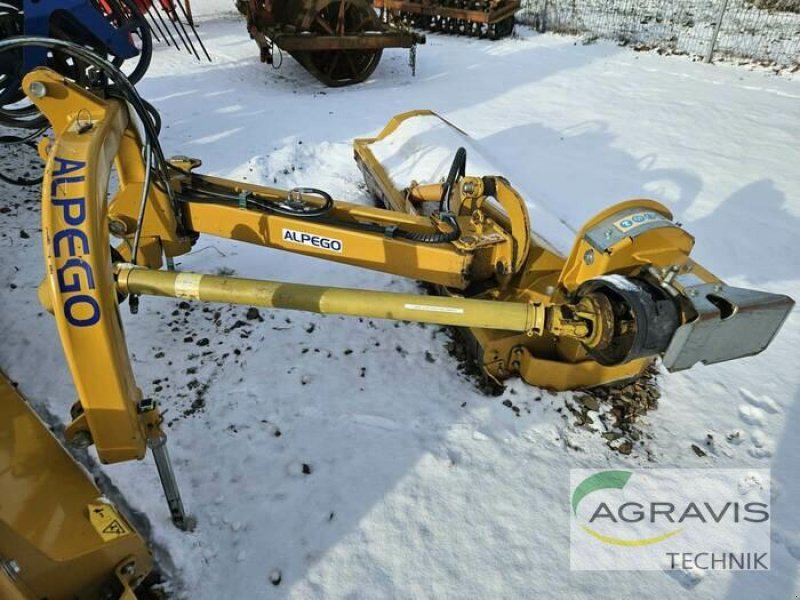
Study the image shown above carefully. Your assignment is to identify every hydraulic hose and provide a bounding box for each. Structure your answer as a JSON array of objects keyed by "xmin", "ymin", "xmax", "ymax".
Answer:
[
  {"xmin": 395, "ymin": 212, "xmax": 461, "ymax": 243},
  {"xmin": 439, "ymin": 146, "xmax": 466, "ymax": 213}
]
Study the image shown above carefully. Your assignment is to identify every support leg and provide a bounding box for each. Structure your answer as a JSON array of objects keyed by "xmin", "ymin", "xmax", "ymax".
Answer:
[{"xmin": 148, "ymin": 433, "xmax": 195, "ymax": 531}]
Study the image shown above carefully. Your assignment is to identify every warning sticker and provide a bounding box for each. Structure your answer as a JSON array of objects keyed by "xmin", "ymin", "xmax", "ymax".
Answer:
[
  {"xmin": 174, "ymin": 272, "xmax": 203, "ymax": 300},
  {"xmin": 88, "ymin": 502, "xmax": 130, "ymax": 542}
]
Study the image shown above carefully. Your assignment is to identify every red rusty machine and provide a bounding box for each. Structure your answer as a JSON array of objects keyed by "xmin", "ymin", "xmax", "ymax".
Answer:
[{"xmin": 237, "ymin": 0, "xmax": 424, "ymax": 86}]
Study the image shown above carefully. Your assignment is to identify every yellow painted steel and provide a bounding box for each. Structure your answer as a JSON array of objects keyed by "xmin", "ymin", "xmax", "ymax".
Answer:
[
  {"xmin": 27, "ymin": 72, "xmax": 151, "ymax": 464},
  {"xmin": 170, "ymin": 170, "xmax": 527, "ymax": 290},
  {"xmin": 29, "ymin": 68, "xmax": 190, "ymax": 270},
  {"xmin": 0, "ymin": 371, "xmax": 152, "ymax": 600},
  {"xmin": 116, "ymin": 264, "xmax": 546, "ymax": 333},
  {"xmin": 182, "ymin": 193, "xmax": 475, "ymax": 289},
  {"xmin": 0, "ymin": 570, "xmax": 32, "ymax": 600},
  {"xmin": 23, "ymin": 70, "xmax": 696, "ymax": 438},
  {"xmin": 24, "ymin": 74, "xmax": 682, "ymax": 402},
  {"xmin": 557, "ymin": 198, "xmax": 714, "ymax": 294},
  {"xmin": 353, "ymin": 112, "xmax": 661, "ymax": 389},
  {"xmin": 353, "ymin": 110, "xmax": 459, "ymax": 215},
  {"xmin": 518, "ymin": 352, "xmax": 651, "ymax": 391}
]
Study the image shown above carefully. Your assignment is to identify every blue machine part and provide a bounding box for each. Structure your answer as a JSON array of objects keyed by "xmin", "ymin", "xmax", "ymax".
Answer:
[{"xmin": 23, "ymin": 0, "xmax": 139, "ymax": 71}]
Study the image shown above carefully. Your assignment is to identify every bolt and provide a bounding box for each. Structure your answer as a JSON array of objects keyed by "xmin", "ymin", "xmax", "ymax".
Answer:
[
  {"xmin": 120, "ymin": 562, "xmax": 136, "ymax": 577},
  {"xmin": 109, "ymin": 219, "xmax": 128, "ymax": 236},
  {"xmin": 28, "ymin": 81, "xmax": 47, "ymax": 98},
  {"xmin": 605, "ymin": 229, "xmax": 614, "ymax": 239},
  {"xmin": 462, "ymin": 182, "xmax": 475, "ymax": 195},
  {"xmin": 687, "ymin": 289, "xmax": 698, "ymax": 298},
  {"xmin": 583, "ymin": 249, "xmax": 594, "ymax": 265},
  {"xmin": 70, "ymin": 430, "xmax": 93, "ymax": 449},
  {"xmin": 713, "ymin": 284, "xmax": 723, "ymax": 292},
  {"xmin": 2, "ymin": 559, "xmax": 21, "ymax": 578}
]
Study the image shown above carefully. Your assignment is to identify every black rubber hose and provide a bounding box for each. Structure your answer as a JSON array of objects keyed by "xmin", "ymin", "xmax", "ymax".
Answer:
[
  {"xmin": 107, "ymin": 0, "xmax": 153, "ymax": 85},
  {"xmin": 0, "ymin": 37, "xmax": 163, "ymax": 158},
  {"xmin": 0, "ymin": 1, "xmax": 153, "ymax": 126},
  {"xmin": 108, "ymin": 89, "xmax": 161, "ymax": 135},
  {"xmin": 142, "ymin": 98, "xmax": 161, "ymax": 135},
  {"xmin": 395, "ymin": 212, "xmax": 460, "ymax": 244},
  {"xmin": 0, "ymin": 38, "xmax": 166, "ymax": 180},
  {"xmin": 0, "ymin": 37, "xmax": 183, "ymax": 234},
  {"xmin": 438, "ymin": 146, "xmax": 466, "ymax": 213},
  {"xmin": 178, "ymin": 183, "xmax": 458, "ymax": 244},
  {"xmin": 179, "ymin": 184, "xmax": 335, "ymax": 218},
  {"xmin": 270, "ymin": 187, "xmax": 334, "ymax": 218}
]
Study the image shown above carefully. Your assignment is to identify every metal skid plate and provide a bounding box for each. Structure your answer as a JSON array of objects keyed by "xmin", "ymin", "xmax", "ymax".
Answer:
[{"xmin": 663, "ymin": 284, "xmax": 795, "ymax": 371}]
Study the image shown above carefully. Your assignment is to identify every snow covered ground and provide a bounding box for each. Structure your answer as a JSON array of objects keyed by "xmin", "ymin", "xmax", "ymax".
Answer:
[{"xmin": 1, "ymin": 7, "xmax": 799, "ymax": 599}]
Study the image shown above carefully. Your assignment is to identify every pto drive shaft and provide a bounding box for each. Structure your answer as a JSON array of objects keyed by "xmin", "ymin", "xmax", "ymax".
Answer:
[{"xmin": 115, "ymin": 264, "xmax": 547, "ymax": 334}]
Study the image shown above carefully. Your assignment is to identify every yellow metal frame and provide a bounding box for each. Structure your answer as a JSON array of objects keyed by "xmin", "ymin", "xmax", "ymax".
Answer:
[
  {"xmin": 20, "ymin": 68, "xmax": 760, "ymax": 471},
  {"xmin": 180, "ymin": 175, "xmax": 476, "ymax": 289},
  {"xmin": 36, "ymin": 74, "xmax": 150, "ymax": 463},
  {"xmin": 23, "ymin": 68, "xmax": 722, "ymax": 435},
  {"xmin": 0, "ymin": 371, "xmax": 151, "ymax": 600},
  {"xmin": 352, "ymin": 113, "xmax": 698, "ymax": 389}
]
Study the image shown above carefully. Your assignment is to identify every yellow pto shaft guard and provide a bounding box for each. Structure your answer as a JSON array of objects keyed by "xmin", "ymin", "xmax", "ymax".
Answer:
[{"xmin": 116, "ymin": 264, "xmax": 548, "ymax": 333}]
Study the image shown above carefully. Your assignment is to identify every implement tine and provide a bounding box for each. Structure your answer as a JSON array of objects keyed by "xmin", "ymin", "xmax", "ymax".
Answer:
[
  {"xmin": 175, "ymin": 0, "xmax": 211, "ymax": 61},
  {"xmin": 142, "ymin": 9, "xmax": 163, "ymax": 46},
  {"xmin": 163, "ymin": 1, "xmax": 193, "ymax": 54},
  {"xmin": 170, "ymin": 1, "xmax": 201, "ymax": 60},
  {"xmin": 151, "ymin": 1, "xmax": 180, "ymax": 49},
  {"xmin": 142, "ymin": 6, "xmax": 165, "ymax": 44}
]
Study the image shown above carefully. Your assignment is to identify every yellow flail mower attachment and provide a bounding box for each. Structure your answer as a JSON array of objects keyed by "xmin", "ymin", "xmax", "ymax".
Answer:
[
  {"xmin": 27, "ymin": 62, "xmax": 797, "ymax": 478},
  {"xmin": 352, "ymin": 110, "xmax": 795, "ymax": 388},
  {"xmin": 3, "ymin": 51, "xmax": 793, "ymax": 581}
]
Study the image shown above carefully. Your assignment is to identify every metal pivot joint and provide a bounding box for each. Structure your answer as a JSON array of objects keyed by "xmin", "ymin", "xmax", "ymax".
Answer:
[{"xmin": 147, "ymin": 433, "xmax": 194, "ymax": 531}]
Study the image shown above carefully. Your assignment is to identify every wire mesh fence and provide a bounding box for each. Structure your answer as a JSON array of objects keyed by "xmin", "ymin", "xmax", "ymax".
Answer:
[{"xmin": 518, "ymin": 0, "xmax": 800, "ymax": 66}]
